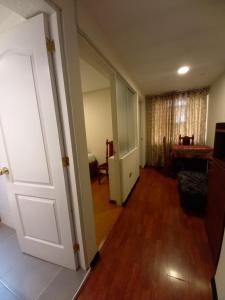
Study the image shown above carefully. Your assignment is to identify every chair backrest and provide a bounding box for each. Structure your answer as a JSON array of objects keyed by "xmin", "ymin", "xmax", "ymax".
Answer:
[
  {"xmin": 179, "ymin": 134, "xmax": 194, "ymax": 145},
  {"xmin": 106, "ymin": 139, "xmax": 114, "ymax": 163}
]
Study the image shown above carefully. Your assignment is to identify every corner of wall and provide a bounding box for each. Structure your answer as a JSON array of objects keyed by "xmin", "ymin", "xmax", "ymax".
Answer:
[
  {"xmin": 76, "ymin": 0, "xmax": 143, "ymax": 98},
  {"xmin": 207, "ymin": 72, "xmax": 225, "ymax": 147}
]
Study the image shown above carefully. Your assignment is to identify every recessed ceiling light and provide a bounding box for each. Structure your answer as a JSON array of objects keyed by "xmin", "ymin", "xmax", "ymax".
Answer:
[{"xmin": 177, "ymin": 66, "xmax": 190, "ymax": 75}]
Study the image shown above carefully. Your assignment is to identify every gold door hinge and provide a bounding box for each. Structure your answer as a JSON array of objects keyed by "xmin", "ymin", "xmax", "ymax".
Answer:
[
  {"xmin": 62, "ymin": 156, "xmax": 69, "ymax": 167},
  {"xmin": 73, "ymin": 243, "xmax": 80, "ymax": 253},
  {"xmin": 46, "ymin": 38, "xmax": 55, "ymax": 53}
]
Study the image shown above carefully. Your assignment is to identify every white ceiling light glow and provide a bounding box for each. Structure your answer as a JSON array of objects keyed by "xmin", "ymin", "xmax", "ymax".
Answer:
[{"xmin": 177, "ymin": 66, "xmax": 190, "ymax": 75}]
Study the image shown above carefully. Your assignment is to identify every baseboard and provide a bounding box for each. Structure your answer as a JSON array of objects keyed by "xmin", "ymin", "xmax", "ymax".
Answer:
[
  {"xmin": 122, "ymin": 175, "xmax": 140, "ymax": 206},
  {"xmin": 0, "ymin": 212, "xmax": 14, "ymax": 228},
  {"xmin": 90, "ymin": 251, "xmax": 100, "ymax": 270},
  {"xmin": 73, "ymin": 268, "xmax": 91, "ymax": 299},
  {"xmin": 73, "ymin": 252, "xmax": 100, "ymax": 299},
  {"xmin": 109, "ymin": 199, "xmax": 117, "ymax": 204},
  {"xmin": 211, "ymin": 277, "xmax": 218, "ymax": 300}
]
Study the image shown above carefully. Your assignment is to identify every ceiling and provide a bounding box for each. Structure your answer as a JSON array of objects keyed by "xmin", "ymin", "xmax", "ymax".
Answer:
[
  {"xmin": 0, "ymin": 4, "xmax": 11, "ymax": 20},
  {"xmin": 79, "ymin": 58, "xmax": 110, "ymax": 93},
  {"xmin": 0, "ymin": 4, "xmax": 24, "ymax": 34},
  {"xmin": 0, "ymin": 1, "xmax": 54, "ymax": 18},
  {"xmin": 78, "ymin": 0, "xmax": 225, "ymax": 95}
]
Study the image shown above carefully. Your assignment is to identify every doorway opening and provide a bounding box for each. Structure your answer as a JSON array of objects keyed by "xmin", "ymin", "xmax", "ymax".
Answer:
[
  {"xmin": 0, "ymin": 4, "xmax": 86, "ymax": 299},
  {"xmin": 79, "ymin": 57, "xmax": 123, "ymax": 249}
]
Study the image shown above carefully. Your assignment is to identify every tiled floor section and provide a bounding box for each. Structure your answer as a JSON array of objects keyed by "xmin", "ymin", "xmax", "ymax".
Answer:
[
  {"xmin": 91, "ymin": 177, "xmax": 123, "ymax": 247},
  {"xmin": 0, "ymin": 223, "xmax": 86, "ymax": 300}
]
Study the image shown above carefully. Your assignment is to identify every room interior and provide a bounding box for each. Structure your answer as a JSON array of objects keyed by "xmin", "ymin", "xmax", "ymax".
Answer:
[
  {"xmin": 76, "ymin": 1, "xmax": 225, "ymax": 299},
  {"xmin": 79, "ymin": 57, "xmax": 123, "ymax": 248},
  {"xmin": 0, "ymin": 0, "xmax": 225, "ymax": 299}
]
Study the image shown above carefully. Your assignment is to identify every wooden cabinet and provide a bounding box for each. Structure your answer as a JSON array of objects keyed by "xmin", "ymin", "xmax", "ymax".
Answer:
[
  {"xmin": 205, "ymin": 159, "xmax": 225, "ymax": 267},
  {"xmin": 205, "ymin": 123, "xmax": 225, "ymax": 269}
]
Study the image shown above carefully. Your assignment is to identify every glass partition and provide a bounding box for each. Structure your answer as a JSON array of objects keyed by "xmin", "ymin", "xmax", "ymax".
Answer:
[{"xmin": 116, "ymin": 78, "xmax": 137, "ymax": 158}]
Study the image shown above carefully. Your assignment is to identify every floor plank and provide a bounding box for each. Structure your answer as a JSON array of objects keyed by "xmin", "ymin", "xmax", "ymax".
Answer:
[
  {"xmin": 91, "ymin": 178, "xmax": 123, "ymax": 247},
  {"xmin": 78, "ymin": 168, "xmax": 214, "ymax": 300}
]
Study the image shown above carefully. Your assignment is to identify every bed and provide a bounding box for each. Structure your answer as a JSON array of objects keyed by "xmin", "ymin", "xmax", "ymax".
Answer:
[{"xmin": 88, "ymin": 153, "xmax": 98, "ymax": 178}]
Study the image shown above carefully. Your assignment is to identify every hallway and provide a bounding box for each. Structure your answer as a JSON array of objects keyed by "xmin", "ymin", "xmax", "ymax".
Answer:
[{"xmin": 78, "ymin": 168, "xmax": 214, "ymax": 300}]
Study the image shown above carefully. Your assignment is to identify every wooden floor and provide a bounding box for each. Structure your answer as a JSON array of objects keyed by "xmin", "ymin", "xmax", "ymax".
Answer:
[
  {"xmin": 91, "ymin": 177, "xmax": 123, "ymax": 247},
  {"xmin": 78, "ymin": 168, "xmax": 214, "ymax": 300}
]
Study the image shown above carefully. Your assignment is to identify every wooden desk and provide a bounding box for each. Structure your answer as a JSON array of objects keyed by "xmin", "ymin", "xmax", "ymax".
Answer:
[
  {"xmin": 171, "ymin": 145, "xmax": 213, "ymax": 159},
  {"xmin": 171, "ymin": 145, "xmax": 213, "ymax": 173}
]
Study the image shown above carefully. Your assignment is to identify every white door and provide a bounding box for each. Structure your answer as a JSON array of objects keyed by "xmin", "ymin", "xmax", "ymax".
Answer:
[{"xmin": 0, "ymin": 14, "xmax": 76, "ymax": 269}]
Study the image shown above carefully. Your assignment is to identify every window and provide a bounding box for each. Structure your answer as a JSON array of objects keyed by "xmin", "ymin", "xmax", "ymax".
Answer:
[
  {"xmin": 146, "ymin": 89, "xmax": 208, "ymax": 166},
  {"xmin": 175, "ymin": 99, "xmax": 187, "ymax": 124}
]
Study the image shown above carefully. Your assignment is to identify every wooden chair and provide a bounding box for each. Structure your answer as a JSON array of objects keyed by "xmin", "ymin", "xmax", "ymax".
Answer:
[
  {"xmin": 179, "ymin": 134, "xmax": 194, "ymax": 146},
  {"xmin": 98, "ymin": 139, "xmax": 114, "ymax": 183}
]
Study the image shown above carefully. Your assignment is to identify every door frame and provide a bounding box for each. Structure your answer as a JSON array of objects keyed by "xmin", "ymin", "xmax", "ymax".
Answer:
[
  {"xmin": 0, "ymin": 0, "xmax": 142, "ymax": 271},
  {"xmin": 138, "ymin": 98, "xmax": 147, "ymax": 168},
  {"xmin": 0, "ymin": 0, "xmax": 96, "ymax": 270},
  {"xmin": 78, "ymin": 34, "xmax": 141, "ymax": 205},
  {"xmin": 78, "ymin": 34, "xmax": 122, "ymax": 205},
  {"xmin": 0, "ymin": 13, "xmax": 79, "ymax": 268}
]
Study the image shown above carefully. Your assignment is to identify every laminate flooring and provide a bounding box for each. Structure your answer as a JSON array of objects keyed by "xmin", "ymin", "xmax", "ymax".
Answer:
[
  {"xmin": 78, "ymin": 167, "xmax": 214, "ymax": 300},
  {"xmin": 91, "ymin": 177, "xmax": 123, "ymax": 248}
]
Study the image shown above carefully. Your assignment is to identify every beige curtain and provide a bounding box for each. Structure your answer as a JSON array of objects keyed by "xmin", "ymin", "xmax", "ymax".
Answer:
[{"xmin": 146, "ymin": 89, "xmax": 208, "ymax": 166}]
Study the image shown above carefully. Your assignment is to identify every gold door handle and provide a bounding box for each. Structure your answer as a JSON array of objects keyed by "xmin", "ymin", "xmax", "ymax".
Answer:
[{"xmin": 0, "ymin": 167, "xmax": 9, "ymax": 176}]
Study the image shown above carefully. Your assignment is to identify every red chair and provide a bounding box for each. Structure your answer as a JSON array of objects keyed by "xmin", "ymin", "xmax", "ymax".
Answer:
[
  {"xmin": 179, "ymin": 134, "xmax": 194, "ymax": 145},
  {"xmin": 98, "ymin": 139, "xmax": 114, "ymax": 183}
]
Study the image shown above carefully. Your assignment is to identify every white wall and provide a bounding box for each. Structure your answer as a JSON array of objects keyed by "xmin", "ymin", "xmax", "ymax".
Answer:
[
  {"xmin": 83, "ymin": 88, "xmax": 113, "ymax": 165},
  {"xmin": 77, "ymin": 0, "xmax": 143, "ymax": 98},
  {"xmin": 0, "ymin": 178, "xmax": 14, "ymax": 227},
  {"xmin": 120, "ymin": 148, "xmax": 139, "ymax": 202},
  {"xmin": 0, "ymin": 4, "xmax": 24, "ymax": 34},
  {"xmin": 78, "ymin": 2, "xmax": 142, "ymax": 207},
  {"xmin": 207, "ymin": 72, "xmax": 225, "ymax": 300},
  {"xmin": 108, "ymin": 148, "xmax": 140, "ymax": 204},
  {"xmin": 207, "ymin": 72, "xmax": 225, "ymax": 146}
]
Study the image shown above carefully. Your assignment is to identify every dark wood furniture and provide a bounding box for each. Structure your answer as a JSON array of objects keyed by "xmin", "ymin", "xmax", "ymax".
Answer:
[
  {"xmin": 178, "ymin": 171, "xmax": 208, "ymax": 215},
  {"xmin": 205, "ymin": 123, "xmax": 225, "ymax": 269},
  {"xmin": 171, "ymin": 144, "xmax": 213, "ymax": 174},
  {"xmin": 171, "ymin": 145, "xmax": 213, "ymax": 159},
  {"xmin": 179, "ymin": 134, "xmax": 194, "ymax": 145},
  {"xmin": 89, "ymin": 160, "xmax": 98, "ymax": 178},
  {"xmin": 98, "ymin": 139, "xmax": 114, "ymax": 183}
]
